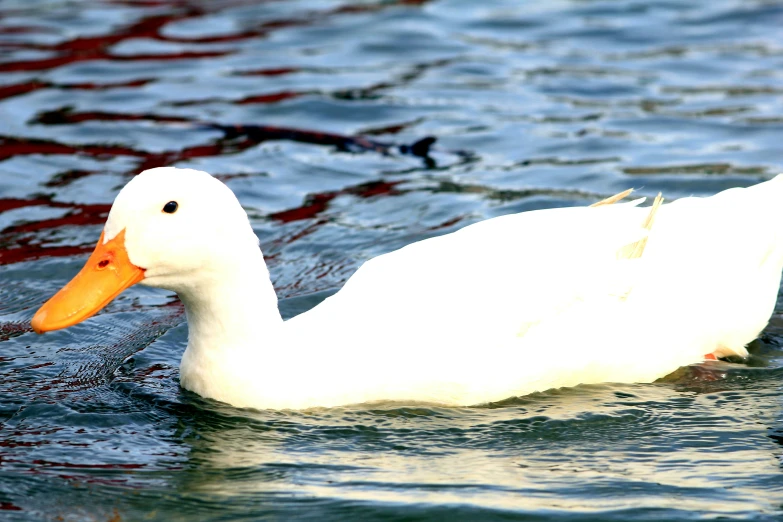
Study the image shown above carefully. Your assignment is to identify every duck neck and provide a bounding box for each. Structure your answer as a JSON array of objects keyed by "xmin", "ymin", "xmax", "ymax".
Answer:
[{"xmin": 177, "ymin": 245, "xmax": 283, "ymax": 385}]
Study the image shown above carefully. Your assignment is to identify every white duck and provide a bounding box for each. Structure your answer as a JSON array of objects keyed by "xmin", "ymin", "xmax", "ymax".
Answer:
[{"xmin": 31, "ymin": 167, "xmax": 783, "ymax": 409}]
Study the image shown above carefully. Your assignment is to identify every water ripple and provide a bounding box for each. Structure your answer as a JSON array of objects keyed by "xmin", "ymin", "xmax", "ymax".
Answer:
[{"xmin": 0, "ymin": 0, "xmax": 783, "ymax": 520}]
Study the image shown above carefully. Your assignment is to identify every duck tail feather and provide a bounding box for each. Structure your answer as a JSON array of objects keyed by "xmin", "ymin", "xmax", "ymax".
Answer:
[
  {"xmin": 590, "ymin": 188, "xmax": 634, "ymax": 207},
  {"xmin": 618, "ymin": 192, "xmax": 664, "ymax": 260}
]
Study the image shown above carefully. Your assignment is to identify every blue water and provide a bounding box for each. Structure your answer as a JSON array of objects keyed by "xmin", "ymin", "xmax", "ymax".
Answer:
[{"xmin": 1, "ymin": 0, "xmax": 783, "ymax": 519}]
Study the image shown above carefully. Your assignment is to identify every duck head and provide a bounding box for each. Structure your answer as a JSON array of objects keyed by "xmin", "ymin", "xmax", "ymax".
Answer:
[{"xmin": 31, "ymin": 167, "xmax": 260, "ymax": 333}]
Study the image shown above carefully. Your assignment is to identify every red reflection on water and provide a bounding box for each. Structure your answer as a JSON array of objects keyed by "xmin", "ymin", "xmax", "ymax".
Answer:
[
  {"xmin": 0, "ymin": 81, "xmax": 46, "ymax": 101},
  {"xmin": 270, "ymin": 196, "xmax": 333, "ymax": 224},
  {"xmin": 362, "ymin": 120, "xmax": 418, "ymax": 136},
  {"xmin": 0, "ymin": 11, "xmax": 229, "ymax": 73},
  {"xmin": 26, "ymin": 109, "xmax": 432, "ymax": 167},
  {"xmin": 2, "ymin": 206, "xmax": 110, "ymax": 236},
  {"xmin": 237, "ymin": 91, "xmax": 303, "ymax": 104},
  {"xmin": 270, "ymin": 181, "xmax": 404, "ymax": 223},
  {"xmin": 0, "ymin": 197, "xmax": 53, "ymax": 213},
  {"xmin": 0, "ymin": 198, "xmax": 110, "ymax": 265},
  {"xmin": 0, "ymin": 198, "xmax": 110, "ymax": 218},
  {"xmin": 0, "ymin": 79, "xmax": 154, "ymax": 102},
  {"xmin": 0, "ymin": 135, "xmax": 248, "ymax": 173},
  {"xmin": 0, "ymin": 136, "xmax": 147, "ymax": 162},
  {"xmin": 44, "ymin": 170, "xmax": 98, "ymax": 188},
  {"xmin": 113, "ymin": 50, "xmax": 229, "ymax": 62},
  {"xmin": 0, "ymin": 0, "xmax": 434, "ymax": 73},
  {"xmin": 236, "ymin": 67, "xmax": 300, "ymax": 77},
  {"xmin": 428, "ymin": 215, "xmax": 464, "ymax": 231},
  {"xmin": 0, "ymin": 245, "xmax": 93, "ymax": 266},
  {"xmin": 34, "ymin": 109, "xmax": 188, "ymax": 125}
]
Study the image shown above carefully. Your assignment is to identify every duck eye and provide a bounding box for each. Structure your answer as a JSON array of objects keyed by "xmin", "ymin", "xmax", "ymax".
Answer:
[{"xmin": 162, "ymin": 201, "xmax": 178, "ymax": 214}]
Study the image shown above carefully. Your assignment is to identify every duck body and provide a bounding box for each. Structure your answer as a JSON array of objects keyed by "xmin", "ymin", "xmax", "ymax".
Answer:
[{"xmin": 32, "ymin": 168, "xmax": 783, "ymax": 409}]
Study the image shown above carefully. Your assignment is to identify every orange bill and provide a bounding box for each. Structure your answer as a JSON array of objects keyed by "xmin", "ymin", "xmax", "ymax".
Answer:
[{"xmin": 31, "ymin": 229, "xmax": 145, "ymax": 333}]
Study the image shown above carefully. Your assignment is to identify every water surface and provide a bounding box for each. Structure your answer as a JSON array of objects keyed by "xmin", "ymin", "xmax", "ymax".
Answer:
[{"xmin": 1, "ymin": 0, "xmax": 783, "ymax": 519}]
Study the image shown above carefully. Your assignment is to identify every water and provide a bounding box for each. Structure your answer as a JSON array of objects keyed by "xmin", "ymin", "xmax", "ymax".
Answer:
[{"xmin": 1, "ymin": 0, "xmax": 783, "ymax": 519}]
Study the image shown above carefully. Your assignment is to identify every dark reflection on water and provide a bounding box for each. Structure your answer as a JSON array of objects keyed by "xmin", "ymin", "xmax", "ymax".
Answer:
[{"xmin": 1, "ymin": 0, "xmax": 783, "ymax": 519}]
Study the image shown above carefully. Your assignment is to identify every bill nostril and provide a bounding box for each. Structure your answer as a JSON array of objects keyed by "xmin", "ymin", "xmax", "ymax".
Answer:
[{"xmin": 97, "ymin": 259, "xmax": 110, "ymax": 269}]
